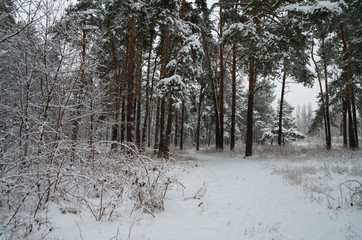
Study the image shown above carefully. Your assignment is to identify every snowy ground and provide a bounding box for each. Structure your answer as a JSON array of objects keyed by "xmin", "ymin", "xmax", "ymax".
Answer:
[{"xmin": 33, "ymin": 146, "xmax": 361, "ymax": 240}]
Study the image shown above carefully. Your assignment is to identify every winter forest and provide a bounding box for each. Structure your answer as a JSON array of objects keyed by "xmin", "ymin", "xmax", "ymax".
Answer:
[{"xmin": 1, "ymin": 0, "xmax": 361, "ymax": 239}]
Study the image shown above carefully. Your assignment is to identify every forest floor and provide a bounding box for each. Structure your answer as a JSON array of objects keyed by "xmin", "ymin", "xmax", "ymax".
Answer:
[{"xmin": 34, "ymin": 145, "xmax": 362, "ymax": 240}]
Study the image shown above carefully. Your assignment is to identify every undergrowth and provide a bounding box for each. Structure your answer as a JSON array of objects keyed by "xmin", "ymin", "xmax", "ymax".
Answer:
[
  {"xmin": 0, "ymin": 142, "xmax": 180, "ymax": 239},
  {"xmin": 268, "ymin": 146, "xmax": 362, "ymax": 211}
]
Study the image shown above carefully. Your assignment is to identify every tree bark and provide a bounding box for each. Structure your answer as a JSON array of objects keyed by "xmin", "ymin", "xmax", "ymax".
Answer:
[
  {"xmin": 230, "ymin": 44, "xmax": 237, "ymax": 151},
  {"xmin": 126, "ymin": 0, "xmax": 138, "ymax": 143},
  {"xmin": 196, "ymin": 78, "xmax": 205, "ymax": 151},
  {"xmin": 218, "ymin": 4, "xmax": 224, "ymax": 151},
  {"xmin": 321, "ymin": 35, "xmax": 332, "ymax": 150},
  {"xmin": 148, "ymin": 55, "xmax": 158, "ymax": 148},
  {"xmin": 346, "ymin": 84, "xmax": 356, "ymax": 149},
  {"xmin": 155, "ymin": 26, "xmax": 170, "ymax": 153},
  {"xmin": 135, "ymin": 24, "xmax": 143, "ymax": 147},
  {"xmin": 342, "ymin": 89, "xmax": 347, "ymax": 147},
  {"xmin": 180, "ymin": 99, "xmax": 185, "ymax": 150},
  {"xmin": 351, "ymin": 87, "xmax": 358, "ymax": 149},
  {"xmin": 200, "ymin": 32, "xmax": 220, "ymax": 151},
  {"xmin": 245, "ymin": 10, "xmax": 261, "ymax": 157},
  {"xmin": 278, "ymin": 60, "xmax": 287, "ymax": 146},
  {"xmin": 71, "ymin": 29, "xmax": 87, "ymax": 159},
  {"xmin": 245, "ymin": 53, "xmax": 255, "ymax": 157},
  {"xmin": 142, "ymin": 32, "xmax": 154, "ymax": 149},
  {"xmin": 174, "ymin": 110, "xmax": 178, "ymax": 147},
  {"xmin": 338, "ymin": 24, "xmax": 357, "ymax": 150},
  {"xmin": 120, "ymin": 60, "xmax": 127, "ymax": 143},
  {"xmin": 158, "ymin": 97, "xmax": 173, "ymax": 158},
  {"xmin": 111, "ymin": 40, "xmax": 120, "ymax": 149},
  {"xmin": 158, "ymin": 0, "xmax": 187, "ymax": 157},
  {"xmin": 311, "ymin": 38, "xmax": 328, "ymax": 150}
]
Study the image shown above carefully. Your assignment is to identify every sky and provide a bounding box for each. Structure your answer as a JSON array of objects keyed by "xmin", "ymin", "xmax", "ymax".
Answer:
[{"xmin": 274, "ymin": 78, "xmax": 320, "ymax": 114}]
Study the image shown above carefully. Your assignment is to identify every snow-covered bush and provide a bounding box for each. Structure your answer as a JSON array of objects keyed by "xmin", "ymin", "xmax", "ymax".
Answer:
[
  {"xmin": 0, "ymin": 142, "xmax": 179, "ymax": 239},
  {"xmin": 270, "ymin": 148, "xmax": 362, "ymax": 210}
]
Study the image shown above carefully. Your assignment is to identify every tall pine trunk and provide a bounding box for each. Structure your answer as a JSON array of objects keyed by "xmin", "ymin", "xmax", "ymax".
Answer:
[
  {"xmin": 158, "ymin": 0, "xmax": 187, "ymax": 157},
  {"xmin": 311, "ymin": 38, "xmax": 329, "ymax": 149},
  {"xmin": 71, "ymin": 29, "xmax": 87, "ymax": 159},
  {"xmin": 120, "ymin": 46, "xmax": 128, "ymax": 143},
  {"xmin": 196, "ymin": 79, "xmax": 205, "ymax": 151},
  {"xmin": 126, "ymin": 0, "xmax": 138, "ymax": 143},
  {"xmin": 155, "ymin": 26, "xmax": 170, "ymax": 153},
  {"xmin": 342, "ymin": 87, "xmax": 347, "ymax": 147},
  {"xmin": 148, "ymin": 57, "xmax": 158, "ymax": 148},
  {"xmin": 346, "ymin": 84, "xmax": 357, "ymax": 149},
  {"xmin": 201, "ymin": 32, "xmax": 221, "ymax": 151},
  {"xmin": 154, "ymin": 97, "xmax": 161, "ymax": 152},
  {"xmin": 159, "ymin": 98, "xmax": 173, "ymax": 158},
  {"xmin": 245, "ymin": 54, "xmax": 255, "ymax": 157},
  {"xmin": 230, "ymin": 44, "xmax": 237, "ymax": 151},
  {"xmin": 180, "ymin": 99, "xmax": 185, "ymax": 150},
  {"xmin": 351, "ymin": 88, "xmax": 358, "ymax": 148},
  {"xmin": 338, "ymin": 25, "xmax": 357, "ymax": 150},
  {"xmin": 135, "ymin": 26, "xmax": 143, "ymax": 147},
  {"xmin": 218, "ymin": 5, "xmax": 224, "ymax": 151},
  {"xmin": 245, "ymin": 32, "xmax": 256, "ymax": 157},
  {"xmin": 278, "ymin": 60, "xmax": 287, "ymax": 146},
  {"xmin": 174, "ymin": 110, "xmax": 179, "ymax": 147},
  {"xmin": 142, "ymin": 32, "xmax": 154, "ymax": 148},
  {"xmin": 245, "ymin": 11, "xmax": 261, "ymax": 157},
  {"xmin": 321, "ymin": 35, "xmax": 332, "ymax": 150},
  {"xmin": 111, "ymin": 40, "xmax": 120, "ymax": 149}
]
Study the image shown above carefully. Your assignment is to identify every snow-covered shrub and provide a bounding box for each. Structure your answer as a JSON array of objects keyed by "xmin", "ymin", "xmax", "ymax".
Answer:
[
  {"xmin": 270, "ymin": 147, "xmax": 362, "ymax": 210},
  {"xmin": 0, "ymin": 141, "xmax": 179, "ymax": 239}
]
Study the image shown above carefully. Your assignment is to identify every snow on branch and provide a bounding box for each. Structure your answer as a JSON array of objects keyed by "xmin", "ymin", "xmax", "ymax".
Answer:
[{"xmin": 282, "ymin": 1, "xmax": 346, "ymax": 15}]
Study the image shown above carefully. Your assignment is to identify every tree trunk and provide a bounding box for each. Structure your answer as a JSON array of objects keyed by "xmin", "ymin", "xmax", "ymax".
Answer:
[
  {"xmin": 89, "ymin": 93, "xmax": 94, "ymax": 159},
  {"xmin": 142, "ymin": 32, "xmax": 154, "ymax": 149},
  {"xmin": 159, "ymin": 97, "xmax": 173, "ymax": 158},
  {"xmin": 351, "ymin": 87, "xmax": 358, "ymax": 149},
  {"xmin": 121, "ymin": 37, "xmax": 129, "ymax": 143},
  {"xmin": 175, "ymin": 110, "xmax": 178, "ymax": 147},
  {"xmin": 126, "ymin": 1, "xmax": 138, "ymax": 143},
  {"xmin": 342, "ymin": 91, "xmax": 347, "ymax": 147},
  {"xmin": 196, "ymin": 79, "xmax": 205, "ymax": 151},
  {"xmin": 231, "ymin": 44, "xmax": 237, "ymax": 151},
  {"xmin": 180, "ymin": 99, "xmax": 185, "ymax": 150},
  {"xmin": 154, "ymin": 97, "xmax": 161, "ymax": 152},
  {"xmin": 155, "ymin": 26, "xmax": 170, "ymax": 154},
  {"xmin": 111, "ymin": 40, "xmax": 120, "ymax": 149},
  {"xmin": 346, "ymin": 84, "xmax": 356, "ymax": 149},
  {"xmin": 135, "ymin": 25, "xmax": 143, "ymax": 147},
  {"xmin": 71, "ymin": 29, "xmax": 86, "ymax": 159},
  {"xmin": 245, "ymin": 11, "xmax": 261, "ymax": 157},
  {"xmin": 200, "ymin": 32, "xmax": 220, "ymax": 151},
  {"xmin": 218, "ymin": 5, "xmax": 224, "ymax": 151},
  {"xmin": 311, "ymin": 38, "xmax": 328, "ymax": 150},
  {"xmin": 321, "ymin": 35, "xmax": 332, "ymax": 150},
  {"xmin": 158, "ymin": 97, "xmax": 167, "ymax": 157},
  {"xmin": 278, "ymin": 60, "xmax": 287, "ymax": 146},
  {"xmin": 158, "ymin": 0, "xmax": 187, "ymax": 157},
  {"xmin": 148, "ymin": 58, "xmax": 158, "ymax": 148},
  {"xmin": 245, "ymin": 40, "xmax": 256, "ymax": 157},
  {"xmin": 338, "ymin": 25, "xmax": 357, "ymax": 150}
]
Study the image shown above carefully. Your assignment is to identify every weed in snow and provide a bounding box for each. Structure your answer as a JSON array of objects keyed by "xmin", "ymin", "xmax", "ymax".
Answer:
[{"xmin": 269, "ymin": 146, "xmax": 362, "ymax": 211}]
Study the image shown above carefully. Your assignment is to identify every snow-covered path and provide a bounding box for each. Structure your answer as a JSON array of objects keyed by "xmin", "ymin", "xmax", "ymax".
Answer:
[
  {"xmin": 41, "ymin": 150, "xmax": 361, "ymax": 240},
  {"xmin": 130, "ymin": 151, "xmax": 361, "ymax": 240}
]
